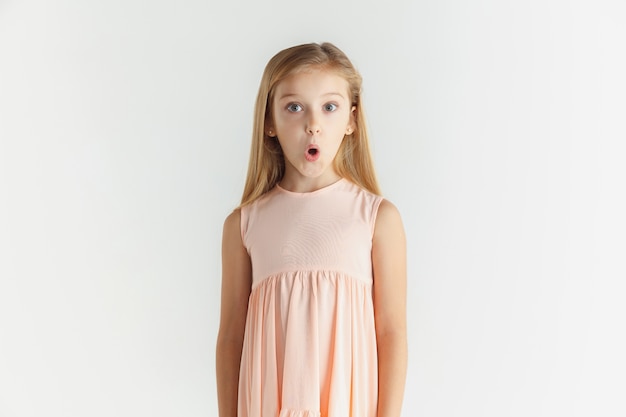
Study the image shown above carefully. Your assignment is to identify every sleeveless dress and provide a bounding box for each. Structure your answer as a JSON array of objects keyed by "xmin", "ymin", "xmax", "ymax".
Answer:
[{"xmin": 238, "ymin": 178, "xmax": 383, "ymax": 417}]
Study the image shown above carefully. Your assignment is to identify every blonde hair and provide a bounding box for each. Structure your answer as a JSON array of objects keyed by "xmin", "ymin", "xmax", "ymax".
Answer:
[{"xmin": 240, "ymin": 42, "xmax": 380, "ymax": 207}]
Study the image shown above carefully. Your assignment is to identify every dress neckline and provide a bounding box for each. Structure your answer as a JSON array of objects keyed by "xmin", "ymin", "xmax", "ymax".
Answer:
[{"xmin": 275, "ymin": 178, "xmax": 346, "ymax": 196}]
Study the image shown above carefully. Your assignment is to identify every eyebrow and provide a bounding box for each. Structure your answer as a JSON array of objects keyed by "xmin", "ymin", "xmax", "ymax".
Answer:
[{"xmin": 277, "ymin": 92, "xmax": 346, "ymax": 100}]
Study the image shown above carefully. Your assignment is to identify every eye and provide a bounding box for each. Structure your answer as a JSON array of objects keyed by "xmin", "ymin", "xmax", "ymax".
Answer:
[
  {"xmin": 324, "ymin": 103, "xmax": 338, "ymax": 112},
  {"xmin": 286, "ymin": 103, "xmax": 303, "ymax": 112}
]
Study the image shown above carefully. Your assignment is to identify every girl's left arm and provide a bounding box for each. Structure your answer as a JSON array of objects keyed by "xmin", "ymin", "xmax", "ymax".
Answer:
[{"xmin": 372, "ymin": 199, "xmax": 408, "ymax": 417}]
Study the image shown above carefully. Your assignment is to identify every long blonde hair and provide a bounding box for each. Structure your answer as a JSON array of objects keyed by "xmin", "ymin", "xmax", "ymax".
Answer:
[{"xmin": 240, "ymin": 42, "xmax": 380, "ymax": 207}]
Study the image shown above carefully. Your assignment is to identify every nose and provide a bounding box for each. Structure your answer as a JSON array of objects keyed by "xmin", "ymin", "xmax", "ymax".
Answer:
[{"xmin": 306, "ymin": 111, "xmax": 321, "ymax": 135}]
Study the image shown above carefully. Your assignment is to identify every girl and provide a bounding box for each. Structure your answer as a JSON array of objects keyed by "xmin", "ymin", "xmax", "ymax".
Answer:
[{"xmin": 216, "ymin": 42, "xmax": 407, "ymax": 417}]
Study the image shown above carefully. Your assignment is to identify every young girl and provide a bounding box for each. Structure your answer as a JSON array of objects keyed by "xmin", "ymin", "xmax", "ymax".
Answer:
[{"xmin": 216, "ymin": 42, "xmax": 407, "ymax": 417}]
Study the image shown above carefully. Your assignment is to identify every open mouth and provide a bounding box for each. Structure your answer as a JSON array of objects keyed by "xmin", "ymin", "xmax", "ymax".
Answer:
[{"xmin": 305, "ymin": 145, "xmax": 320, "ymax": 162}]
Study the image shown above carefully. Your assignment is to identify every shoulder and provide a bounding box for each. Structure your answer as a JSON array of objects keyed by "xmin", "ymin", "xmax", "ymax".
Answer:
[
  {"xmin": 240, "ymin": 187, "xmax": 279, "ymax": 215},
  {"xmin": 343, "ymin": 179, "xmax": 382, "ymax": 210},
  {"xmin": 223, "ymin": 208, "xmax": 243, "ymax": 243},
  {"xmin": 376, "ymin": 199, "xmax": 401, "ymax": 220},
  {"xmin": 224, "ymin": 208, "xmax": 241, "ymax": 229},
  {"xmin": 374, "ymin": 199, "xmax": 405, "ymax": 243}
]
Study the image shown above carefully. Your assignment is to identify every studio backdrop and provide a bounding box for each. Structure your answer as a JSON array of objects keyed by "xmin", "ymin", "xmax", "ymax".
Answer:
[{"xmin": 0, "ymin": 0, "xmax": 624, "ymax": 416}]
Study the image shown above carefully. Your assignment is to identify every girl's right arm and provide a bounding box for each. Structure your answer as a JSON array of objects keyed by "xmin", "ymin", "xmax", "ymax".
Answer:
[{"xmin": 216, "ymin": 209, "xmax": 252, "ymax": 417}]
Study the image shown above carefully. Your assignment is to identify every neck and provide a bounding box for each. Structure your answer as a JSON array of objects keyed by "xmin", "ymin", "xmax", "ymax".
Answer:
[{"xmin": 279, "ymin": 174, "xmax": 342, "ymax": 193}]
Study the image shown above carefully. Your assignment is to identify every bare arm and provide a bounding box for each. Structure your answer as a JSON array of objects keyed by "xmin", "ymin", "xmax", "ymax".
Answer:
[
  {"xmin": 216, "ymin": 209, "xmax": 252, "ymax": 417},
  {"xmin": 372, "ymin": 200, "xmax": 408, "ymax": 417}
]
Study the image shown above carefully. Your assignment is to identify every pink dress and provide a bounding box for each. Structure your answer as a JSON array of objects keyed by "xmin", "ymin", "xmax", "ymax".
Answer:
[{"xmin": 238, "ymin": 178, "xmax": 383, "ymax": 417}]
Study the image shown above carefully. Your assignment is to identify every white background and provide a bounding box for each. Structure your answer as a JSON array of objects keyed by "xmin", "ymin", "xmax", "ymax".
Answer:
[{"xmin": 1, "ymin": 0, "xmax": 625, "ymax": 416}]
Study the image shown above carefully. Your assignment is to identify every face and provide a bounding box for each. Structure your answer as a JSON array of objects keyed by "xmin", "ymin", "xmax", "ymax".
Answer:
[{"xmin": 267, "ymin": 68, "xmax": 355, "ymax": 190}]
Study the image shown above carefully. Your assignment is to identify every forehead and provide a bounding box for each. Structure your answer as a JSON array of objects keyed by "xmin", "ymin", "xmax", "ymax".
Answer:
[{"xmin": 274, "ymin": 68, "xmax": 350, "ymax": 99}]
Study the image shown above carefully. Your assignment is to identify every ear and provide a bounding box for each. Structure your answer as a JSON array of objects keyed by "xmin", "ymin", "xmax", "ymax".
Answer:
[
  {"xmin": 346, "ymin": 106, "xmax": 357, "ymax": 135},
  {"xmin": 265, "ymin": 124, "xmax": 276, "ymax": 137}
]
